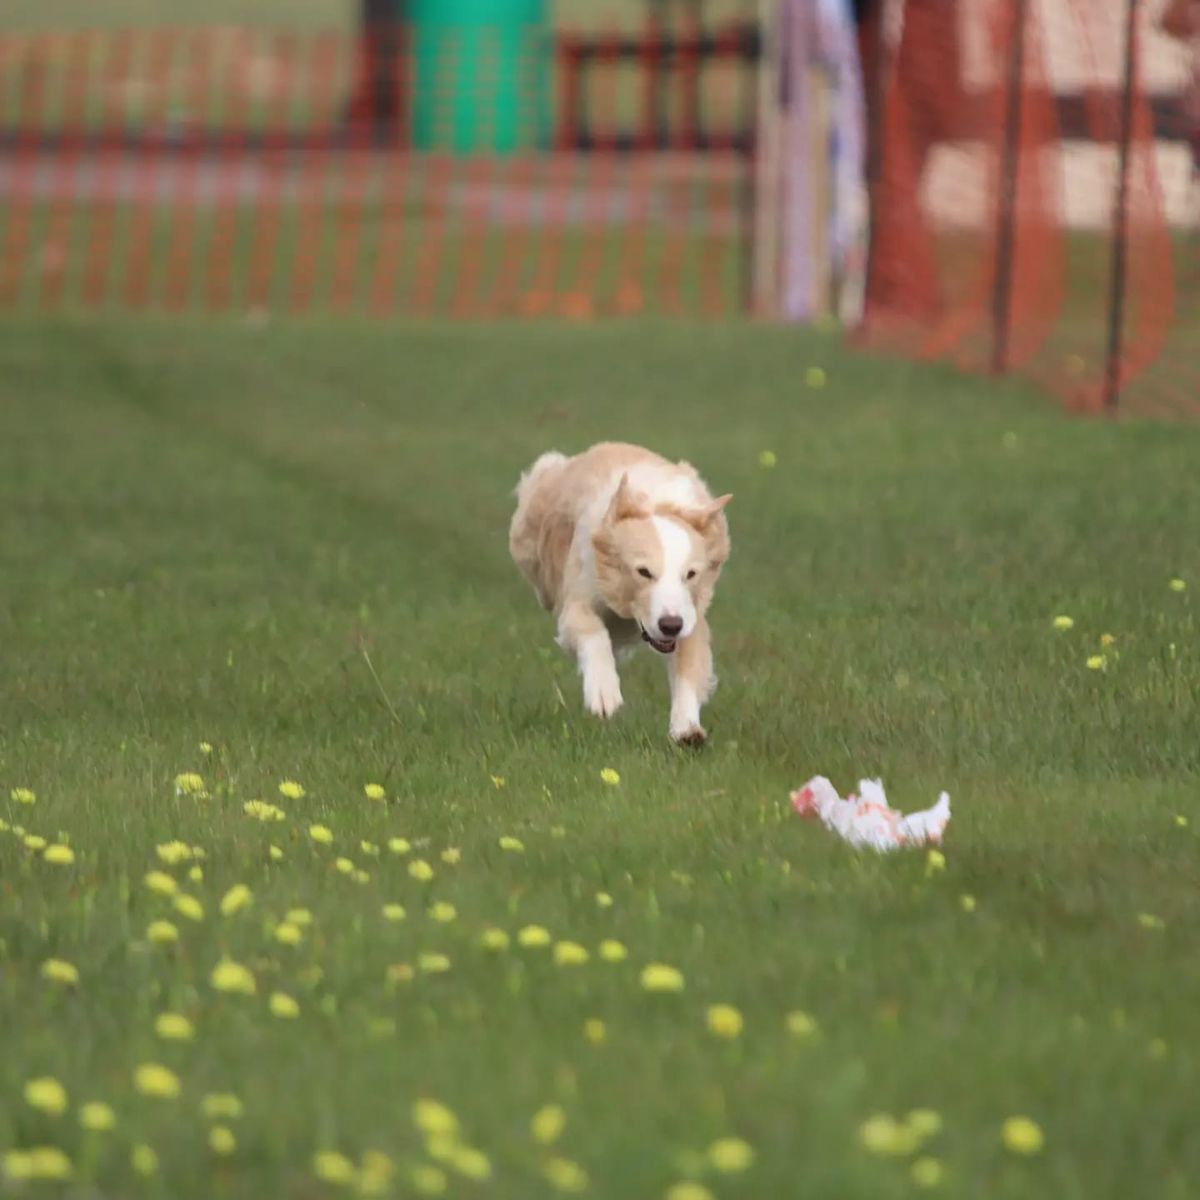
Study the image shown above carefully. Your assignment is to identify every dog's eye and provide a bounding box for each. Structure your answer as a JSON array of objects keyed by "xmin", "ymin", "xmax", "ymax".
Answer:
[
  {"xmin": 685, "ymin": 569, "xmax": 697, "ymax": 580},
  {"xmin": 637, "ymin": 567, "xmax": 654, "ymax": 580}
]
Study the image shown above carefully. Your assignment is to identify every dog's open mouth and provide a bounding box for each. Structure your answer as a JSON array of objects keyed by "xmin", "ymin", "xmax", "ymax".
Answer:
[{"xmin": 641, "ymin": 628, "xmax": 678, "ymax": 655}]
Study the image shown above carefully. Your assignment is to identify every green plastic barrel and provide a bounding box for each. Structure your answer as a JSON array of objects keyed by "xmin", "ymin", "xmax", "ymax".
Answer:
[{"xmin": 409, "ymin": 0, "xmax": 551, "ymax": 154}]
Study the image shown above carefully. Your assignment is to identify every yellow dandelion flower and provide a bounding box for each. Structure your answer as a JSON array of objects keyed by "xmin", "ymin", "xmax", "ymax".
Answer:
[
  {"xmin": 11, "ymin": 787, "xmax": 36, "ymax": 804},
  {"xmin": 269, "ymin": 844, "xmax": 284, "ymax": 861},
  {"xmin": 583, "ymin": 1018, "xmax": 607, "ymax": 1044},
  {"xmin": 706, "ymin": 1003, "xmax": 743, "ymax": 1038},
  {"xmin": 219, "ymin": 884, "xmax": 253, "ymax": 917},
  {"xmin": 499, "ymin": 835, "xmax": 525, "ymax": 853},
  {"xmin": 210, "ymin": 958, "xmax": 256, "ymax": 995},
  {"xmin": 925, "ymin": 849, "xmax": 946, "ymax": 876},
  {"xmin": 554, "ymin": 941, "xmax": 589, "ymax": 966},
  {"xmin": 1175, "ymin": 814, "xmax": 1189, "ymax": 828},
  {"xmin": 24, "ymin": 1147, "xmax": 73, "ymax": 1181},
  {"xmin": 1052, "ymin": 615, "xmax": 1074, "ymax": 631},
  {"xmin": 413, "ymin": 1099, "xmax": 459, "ymax": 1137},
  {"xmin": 906, "ymin": 1109, "xmax": 943, "ymax": 1140},
  {"xmin": 518, "ymin": 924, "xmax": 551, "ymax": 948},
  {"xmin": 448, "ymin": 1146, "xmax": 491, "ymax": 1181},
  {"xmin": 279, "ymin": 780, "xmax": 305, "ymax": 800},
  {"xmin": 1099, "ymin": 632, "xmax": 1116, "ymax": 647},
  {"xmin": 490, "ymin": 775, "xmax": 506, "ymax": 789},
  {"xmin": 79, "ymin": 1101, "xmax": 116, "ymax": 1131},
  {"xmin": 274, "ymin": 921, "xmax": 303, "ymax": 945},
  {"xmin": 3, "ymin": 1151, "xmax": 34, "ymax": 1180},
  {"xmin": 960, "ymin": 894, "xmax": 977, "ymax": 913},
  {"xmin": 387, "ymin": 963, "xmax": 415, "ymax": 984},
  {"xmin": 41, "ymin": 958, "xmax": 79, "ymax": 986},
  {"xmin": 543, "ymin": 1157, "xmax": 589, "ymax": 1193},
  {"xmin": 202, "ymin": 1093, "xmax": 243, "ymax": 1120},
  {"xmin": 599, "ymin": 768, "xmax": 620, "ymax": 786},
  {"xmin": 244, "ymin": 800, "xmax": 285, "ymax": 822},
  {"xmin": 640, "ymin": 963, "xmax": 685, "ymax": 993},
  {"xmin": 389, "ymin": 836, "xmax": 412, "ymax": 855},
  {"xmin": 286, "ymin": 907, "xmax": 313, "ymax": 926},
  {"xmin": 134, "ymin": 1063, "xmax": 181, "ymax": 1100},
  {"xmin": 335, "ymin": 857, "xmax": 355, "ymax": 875},
  {"xmin": 269, "ymin": 991, "xmax": 300, "ymax": 1019},
  {"xmin": 911, "ymin": 1156, "xmax": 944, "ymax": 1188},
  {"xmin": 666, "ymin": 1183, "xmax": 714, "ymax": 1200},
  {"xmin": 409, "ymin": 859, "xmax": 435, "ymax": 881},
  {"xmin": 418, "ymin": 952, "xmax": 451, "ymax": 974},
  {"xmin": 1086, "ymin": 655, "xmax": 1107, "ymax": 671},
  {"xmin": 441, "ymin": 847, "xmax": 461, "ymax": 864},
  {"xmin": 43, "ymin": 844, "xmax": 75, "ymax": 865},
  {"xmin": 410, "ymin": 1164, "xmax": 448, "ymax": 1195},
  {"xmin": 1001, "ymin": 1116, "xmax": 1044, "ymax": 1155},
  {"xmin": 382, "ymin": 903, "xmax": 407, "ymax": 922},
  {"xmin": 24, "ymin": 1077, "xmax": 68, "ymax": 1115},
  {"xmin": 188, "ymin": 865, "xmax": 203, "ymax": 883},
  {"xmin": 174, "ymin": 773, "xmax": 205, "ymax": 795},
  {"xmin": 24, "ymin": 835, "xmax": 48, "ymax": 852},
  {"xmin": 1169, "ymin": 578, "xmax": 1186, "ymax": 592},
  {"xmin": 429, "ymin": 902, "xmax": 457, "ymax": 923},
  {"xmin": 858, "ymin": 1114, "xmax": 919, "ymax": 1156},
  {"xmin": 1136, "ymin": 912, "xmax": 1165, "ymax": 931},
  {"xmin": 155, "ymin": 841, "xmax": 192, "ymax": 865},
  {"xmin": 144, "ymin": 870, "xmax": 178, "ymax": 896},
  {"xmin": 806, "ymin": 365, "xmax": 828, "ymax": 388},
  {"xmin": 364, "ymin": 783, "xmax": 386, "ymax": 801},
  {"xmin": 361, "ymin": 840, "xmax": 380, "ymax": 857},
  {"xmin": 785, "ymin": 1009, "xmax": 818, "ymax": 1037},
  {"xmin": 531, "ymin": 1104, "xmax": 566, "ymax": 1145},
  {"xmin": 595, "ymin": 891, "xmax": 614, "ymax": 908},
  {"xmin": 313, "ymin": 1151, "xmax": 357, "ymax": 1186},
  {"xmin": 309, "ymin": 824, "xmax": 333, "ymax": 844},
  {"xmin": 209, "ymin": 1125, "xmax": 236, "ymax": 1156},
  {"xmin": 709, "ymin": 1137, "xmax": 755, "ymax": 1172},
  {"xmin": 758, "ymin": 449, "xmax": 778, "ymax": 469},
  {"xmin": 480, "ymin": 927, "xmax": 510, "ymax": 951},
  {"xmin": 131, "ymin": 1144, "xmax": 159, "ymax": 1175},
  {"xmin": 199, "ymin": 741, "xmax": 213, "ymax": 755},
  {"xmin": 173, "ymin": 894, "xmax": 204, "ymax": 922},
  {"xmin": 154, "ymin": 1013, "xmax": 194, "ymax": 1041},
  {"xmin": 598, "ymin": 939, "xmax": 627, "ymax": 962},
  {"xmin": 146, "ymin": 920, "xmax": 179, "ymax": 945}
]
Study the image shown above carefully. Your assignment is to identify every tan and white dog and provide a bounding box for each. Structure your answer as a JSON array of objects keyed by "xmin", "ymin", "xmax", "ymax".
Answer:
[{"xmin": 509, "ymin": 442, "xmax": 732, "ymax": 745}]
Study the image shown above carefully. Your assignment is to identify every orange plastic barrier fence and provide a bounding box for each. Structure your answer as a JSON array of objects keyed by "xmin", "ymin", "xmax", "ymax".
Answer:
[
  {"xmin": 859, "ymin": 0, "xmax": 1198, "ymax": 418},
  {"xmin": 0, "ymin": 22, "xmax": 757, "ymax": 321}
]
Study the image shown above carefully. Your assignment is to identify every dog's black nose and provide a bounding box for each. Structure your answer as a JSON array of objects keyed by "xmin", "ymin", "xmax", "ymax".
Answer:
[{"xmin": 658, "ymin": 615, "xmax": 684, "ymax": 637}]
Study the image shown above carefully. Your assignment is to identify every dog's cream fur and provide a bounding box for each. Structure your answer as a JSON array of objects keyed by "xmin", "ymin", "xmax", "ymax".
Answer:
[{"xmin": 509, "ymin": 442, "xmax": 731, "ymax": 744}]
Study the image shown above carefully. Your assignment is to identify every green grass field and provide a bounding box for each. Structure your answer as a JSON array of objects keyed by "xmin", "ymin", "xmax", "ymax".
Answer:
[{"xmin": 1, "ymin": 316, "xmax": 1199, "ymax": 1200}]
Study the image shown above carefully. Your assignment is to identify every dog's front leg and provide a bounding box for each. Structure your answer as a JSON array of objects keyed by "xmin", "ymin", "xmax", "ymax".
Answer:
[
  {"xmin": 668, "ymin": 616, "xmax": 714, "ymax": 746},
  {"xmin": 558, "ymin": 603, "xmax": 623, "ymax": 719}
]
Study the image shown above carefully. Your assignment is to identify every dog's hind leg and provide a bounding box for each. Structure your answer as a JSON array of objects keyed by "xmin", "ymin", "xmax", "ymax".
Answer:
[
  {"xmin": 667, "ymin": 616, "xmax": 714, "ymax": 746},
  {"xmin": 557, "ymin": 602, "xmax": 623, "ymax": 719}
]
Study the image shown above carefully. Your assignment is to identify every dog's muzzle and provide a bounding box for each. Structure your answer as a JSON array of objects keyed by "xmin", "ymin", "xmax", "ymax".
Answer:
[{"xmin": 640, "ymin": 626, "xmax": 678, "ymax": 655}]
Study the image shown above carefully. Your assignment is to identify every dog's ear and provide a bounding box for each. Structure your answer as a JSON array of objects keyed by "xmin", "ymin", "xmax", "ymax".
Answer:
[
  {"xmin": 674, "ymin": 493, "xmax": 732, "ymax": 533},
  {"xmin": 604, "ymin": 473, "xmax": 646, "ymax": 524}
]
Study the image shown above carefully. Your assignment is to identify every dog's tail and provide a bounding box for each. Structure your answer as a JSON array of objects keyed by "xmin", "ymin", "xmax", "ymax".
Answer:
[{"xmin": 514, "ymin": 450, "xmax": 568, "ymax": 504}]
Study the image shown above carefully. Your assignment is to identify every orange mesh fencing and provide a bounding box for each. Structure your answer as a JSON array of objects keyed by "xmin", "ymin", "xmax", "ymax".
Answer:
[
  {"xmin": 859, "ymin": 0, "xmax": 1199, "ymax": 418},
  {"xmin": 0, "ymin": 18, "xmax": 757, "ymax": 322}
]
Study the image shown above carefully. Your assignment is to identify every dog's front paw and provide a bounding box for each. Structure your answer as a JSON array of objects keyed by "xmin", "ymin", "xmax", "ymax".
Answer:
[
  {"xmin": 583, "ymin": 668, "xmax": 623, "ymax": 719},
  {"xmin": 671, "ymin": 722, "xmax": 707, "ymax": 748}
]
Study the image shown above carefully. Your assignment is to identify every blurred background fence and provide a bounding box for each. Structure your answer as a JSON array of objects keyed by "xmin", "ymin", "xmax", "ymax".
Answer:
[{"xmin": 0, "ymin": 0, "xmax": 1196, "ymax": 417}]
